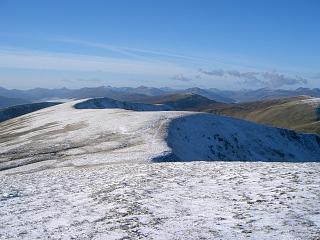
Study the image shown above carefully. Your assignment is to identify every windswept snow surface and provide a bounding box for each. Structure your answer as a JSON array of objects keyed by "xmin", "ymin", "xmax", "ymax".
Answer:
[
  {"xmin": 0, "ymin": 98, "xmax": 319, "ymax": 172},
  {"xmin": 1, "ymin": 162, "xmax": 320, "ymax": 239},
  {"xmin": 1, "ymin": 98, "xmax": 320, "ymax": 239}
]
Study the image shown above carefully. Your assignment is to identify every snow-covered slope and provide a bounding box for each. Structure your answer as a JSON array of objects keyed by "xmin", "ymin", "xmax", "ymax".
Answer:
[
  {"xmin": 0, "ymin": 98, "xmax": 319, "ymax": 173},
  {"xmin": 165, "ymin": 113, "xmax": 320, "ymax": 161}
]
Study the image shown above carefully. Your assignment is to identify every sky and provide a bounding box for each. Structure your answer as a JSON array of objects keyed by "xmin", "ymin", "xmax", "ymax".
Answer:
[{"xmin": 0, "ymin": 0, "xmax": 319, "ymax": 90}]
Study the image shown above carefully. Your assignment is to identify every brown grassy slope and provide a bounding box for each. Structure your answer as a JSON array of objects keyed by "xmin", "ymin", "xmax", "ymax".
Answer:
[
  {"xmin": 127, "ymin": 94, "xmax": 319, "ymax": 134},
  {"xmin": 204, "ymin": 96, "xmax": 320, "ymax": 134}
]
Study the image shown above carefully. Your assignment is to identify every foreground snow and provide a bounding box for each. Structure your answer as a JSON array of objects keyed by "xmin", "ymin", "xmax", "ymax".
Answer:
[{"xmin": 1, "ymin": 162, "xmax": 320, "ymax": 239}]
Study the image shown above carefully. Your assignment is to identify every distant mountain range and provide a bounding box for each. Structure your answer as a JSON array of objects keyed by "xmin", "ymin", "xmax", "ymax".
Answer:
[
  {"xmin": 1, "ymin": 86, "xmax": 320, "ymax": 108},
  {"xmin": 0, "ymin": 86, "xmax": 235, "ymax": 104}
]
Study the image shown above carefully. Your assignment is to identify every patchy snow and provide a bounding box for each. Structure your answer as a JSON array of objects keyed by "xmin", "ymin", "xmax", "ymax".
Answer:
[
  {"xmin": 298, "ymin": 97, "xmax": 320, "ymax": 107},
  {"xmin": 1, "ymin": 162, "xmax": 320, "ymax": 239},
  {"xmin": 0, "ymin": 98, "xmax": 319, "ymax": 173}
]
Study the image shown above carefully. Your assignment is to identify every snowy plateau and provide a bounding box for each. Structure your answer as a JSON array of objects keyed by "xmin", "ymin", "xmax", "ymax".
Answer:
[{"xmin": 1, "ymin": 98, "xmax": 320, "ymax": 239}]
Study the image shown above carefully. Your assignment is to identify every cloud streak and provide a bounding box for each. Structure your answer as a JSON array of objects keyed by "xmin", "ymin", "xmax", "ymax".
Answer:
[
  {"xmin": 171, "ymin": 74, "xmax": 194, "ymax": 82},
  {"xmin": 199, "ymin": 69, "xmax": 308, "ymax": 88},
  {"xmin": 0, "ymin": 47, "xmax": 186, "ymax": 76},
  {"xmin": 62, "ymin": 78, "xmax": 105, "ymax": 83},
  {"xmin": 52, "ymin": 38, "xmax": 271, "ymax": 70},
  {"xmin": 53, "ymin": 38, "xmax": 206, "ymax": 63}
]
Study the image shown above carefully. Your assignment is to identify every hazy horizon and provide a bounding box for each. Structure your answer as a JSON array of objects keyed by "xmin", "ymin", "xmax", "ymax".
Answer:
[{"xmin": 1, "ymin": 84, "xmax": 320, "ymax": 92}]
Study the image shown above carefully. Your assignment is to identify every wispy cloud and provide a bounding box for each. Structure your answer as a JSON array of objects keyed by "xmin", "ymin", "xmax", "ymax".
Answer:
[
  {"xmin": 52, "ymin": 38, "xmax": 271, "ymax": 71},
  {"xmin": 198, "ymin": 69, "xmax": 224, "ymax": 77},
  {"xmin": 62, "ymin": 78, "xmax": 105, "ymax": 83},
  {"xmin": 0, "ymin": 47, "xmax": 186, "ymax": 76},
  {"xmin": 53, "ymin": 38, "xmax": 205, "ymax": 63},
  {"xmin": 199, "ymin": 69, "xmax": 308, "ymax": 88},
  {"xmin": 0, "ymin": 41, "xmax": 312, "ymax": 89},
  {"xmin": 172, "ymin": 74, "xmax": 193, "ymax": 82},
  {"xmin": 257, "ymin": 72, "xmax": 307, "ymax": 88}
]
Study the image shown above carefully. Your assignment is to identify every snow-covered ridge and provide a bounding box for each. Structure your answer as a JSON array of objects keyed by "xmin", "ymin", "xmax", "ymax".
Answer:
[{"xmin": 0, "ymin": 98, "xmax": 319, "ymax": 173}]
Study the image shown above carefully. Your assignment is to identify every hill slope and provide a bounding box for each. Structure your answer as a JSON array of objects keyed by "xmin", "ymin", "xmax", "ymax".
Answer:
[
  {"xmin": 74, "ymin": 97, "xmax": 172, "ymax": 111},
  {"xmin": 206, "ymin": 96, "xmax": 320, "ymax": 134},
  {"xmin": 179, "ymin": 87, "xmax": 235, "ymax": 103},
  {"xmin": 129, "ymin": 94, "xmax": 320, "ymax": 134},
  {"xmin": 0, "ymin": 96, "xmax": 30, "ymax": 109},
  {"xmin": 0, "ymin": 102, "xmax": 61, "ymax": 123},
  {"xmin": 210, "ymin": 87, "xmax": 320, "ymax": 102},
  {"xmin": 131, "ymin": 93, "xmax": 219, "ymax": 111},
  {"xmin": 1, "ymin": 98, "xmax": 319, "ymax": 173}
]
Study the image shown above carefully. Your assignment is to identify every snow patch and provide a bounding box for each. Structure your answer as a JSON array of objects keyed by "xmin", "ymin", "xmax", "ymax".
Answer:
[{"xmin": 298, "ymin": 97, "xmax": 320, "ymax": 107}]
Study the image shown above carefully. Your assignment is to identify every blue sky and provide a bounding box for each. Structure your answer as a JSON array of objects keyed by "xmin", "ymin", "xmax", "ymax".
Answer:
[{"xmin": 0, "ymin": 0, "xmax": 319, "ymax": 90}]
